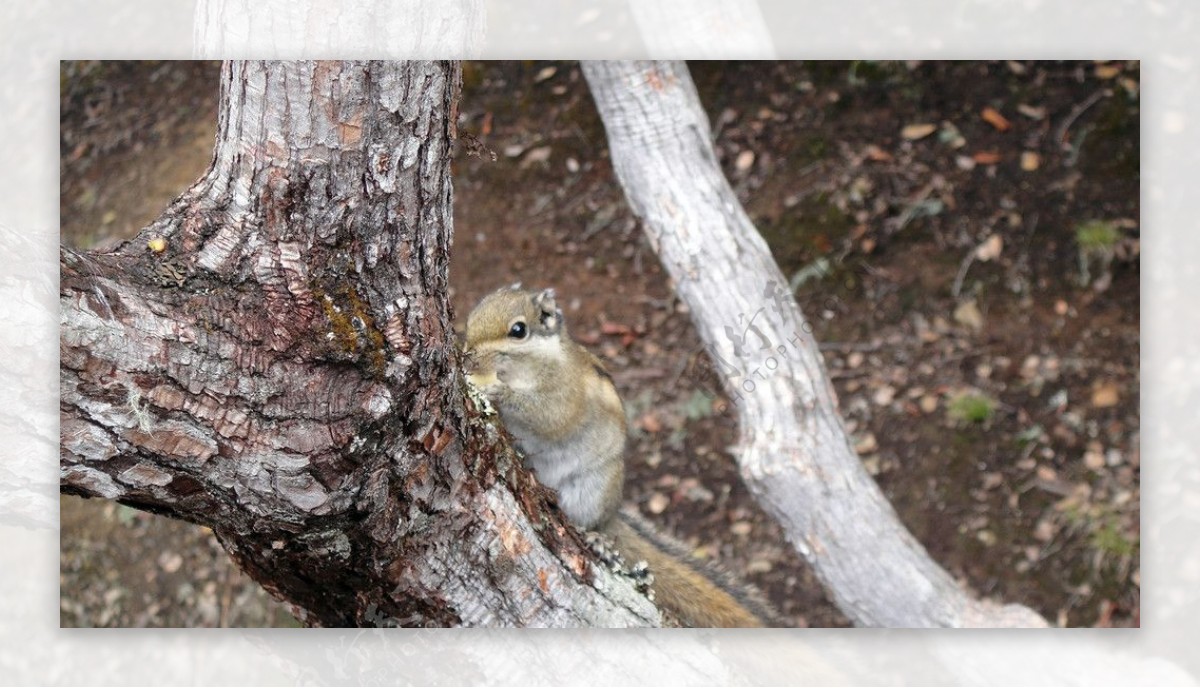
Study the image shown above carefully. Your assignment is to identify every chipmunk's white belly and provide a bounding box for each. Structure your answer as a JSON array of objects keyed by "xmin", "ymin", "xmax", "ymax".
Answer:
[{"xmin": 507, "ymin": 420, "xmax": 614, "ymax": 528}]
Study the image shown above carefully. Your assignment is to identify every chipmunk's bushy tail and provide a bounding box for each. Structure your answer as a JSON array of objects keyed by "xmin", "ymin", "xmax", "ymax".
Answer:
[{"xmin": 605, "ymin": 508, "xmax": 781, "ymax": 628}]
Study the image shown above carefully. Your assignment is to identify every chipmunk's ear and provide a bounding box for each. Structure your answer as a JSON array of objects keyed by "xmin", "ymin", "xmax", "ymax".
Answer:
[{"xmin": 532, "ymin": 288, "xmax": 562, "ymax": 332}]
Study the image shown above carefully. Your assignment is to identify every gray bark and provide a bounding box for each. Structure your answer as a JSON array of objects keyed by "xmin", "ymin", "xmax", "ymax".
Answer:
[
  {"xmin": 582, "ymin": 59, "xmax": 1047, "ymax": 628},
  {"xmin": 628, "ymin": 0, "xmax": 775, "ymax": 58},
  {"xmin": 193, "ymin": 0, "xmax": 487, "ymax": 58},
  {"xmin": 60, "ymin": 60, "xmax": 658, "ymax": 628}
]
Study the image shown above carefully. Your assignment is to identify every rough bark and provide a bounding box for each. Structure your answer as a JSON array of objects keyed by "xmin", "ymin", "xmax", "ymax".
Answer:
[
  {"xmin": 60, "ymin": 60, "xmax": 658, "ymax": 628},
  {"xmin": 193, "ymin": 0, "xmax": 487, "ymax": 58},
  {"xmin": 582, "ymin": 59, "xmax": 1047, "ymax": 628}
]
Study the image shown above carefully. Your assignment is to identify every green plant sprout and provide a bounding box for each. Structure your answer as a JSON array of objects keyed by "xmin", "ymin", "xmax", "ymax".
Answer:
[
  {"xmin": 947, "ymin": 390, "xmax": 997, "ymax": 424},
  {"xmin": 1075, "ymin": 220, "xmax": 1120, "ymax": 287}
]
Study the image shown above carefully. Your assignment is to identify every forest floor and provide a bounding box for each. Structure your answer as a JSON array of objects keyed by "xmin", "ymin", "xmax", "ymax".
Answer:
[{"xmin": 59, "ymin": 60, "xmax": 1140, "ymax": 628}]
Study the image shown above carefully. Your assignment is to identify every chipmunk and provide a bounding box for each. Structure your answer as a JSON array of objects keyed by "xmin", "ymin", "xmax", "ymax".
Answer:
[{"xmin": 464, "ymin": 285, "xmax": 778, "ymax": 627}]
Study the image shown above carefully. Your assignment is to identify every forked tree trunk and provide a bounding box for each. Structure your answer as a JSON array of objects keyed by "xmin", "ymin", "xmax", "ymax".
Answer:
[
  {"xmin": 583, "ymin": 59, "xmax": 1047, "ymax": 628},
  {"xmin": 60, "ymin": 58, "xmax": 1049, "ymax": 630},
  {"xmin": 60, "ymin": 60, "xmax": 658, "ymax": 627}
]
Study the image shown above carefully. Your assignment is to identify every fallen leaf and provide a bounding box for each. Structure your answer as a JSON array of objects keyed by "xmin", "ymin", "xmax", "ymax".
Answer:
[
  {"xmin": 972, "ymin": 150, "xmax": 1002, "ymax": 165},
  {"xmin": 919, "ymin": 394, "xmax": 938, "ymax": 413},
  {"xmin": 854, "ymin": 432, "xmax": 878, "ymax": 454},
  {"xmin": 746, "ymin": 559, "xmax": 773, "ymax": 574},
  {"xmin": 974, "ymin": 234, "xmax": 1003, "ymax": 261},
  {"xmin": 862, "ymin": 455, "xmax": 882, "ymax": 475},
  {"xmin": 1034, "ymin": 519, "xmax": 1055, "ymax": 542},
  {"xmin": 730, "ymin": 521, "xmax": 753, "ymax": 536},
  {"xmin": 1106, "ymin": 449, "xmax": 1124, "ymax": 467},
  {"xmin": 901, "ymin": 123, "xmax": 937, "ymax": 140},
  {"xmin": 534, "ymin": 65, "xmax": 557, "ymax": 83},
  {"xmin": 954, "ymin": 299, "xmax": 985, "ymax": 332},
  {"xmin": 1017, "ymin": 103, "xmax": 1047, "ymax": 120},
  {"xmin": 735, "ymin": 149, "xmax": 755, "ymax": 172},
  {"xmin": 1094, "ymin": 63, "xmax": 1121, "ymax": 79},
  {"xmin": 980, "ymin": 106, "xmax": 1012, "ymax": 131},
  {"xmin": 158, "ymin": 552, "xmax": 183, "ymax": 573},
  {"xmin": 1083, "ymin": 444, "xmax": 1105, "ymax": 470},
  {"xmin": 519, "ymin": 146, "xmax": 552, "ymax": 168},
  {"xmin": 639, "ymin": 412, "xmax": 663, "ymax": 433},
  {"xmin": 1091, "ymin": 381, "xmax": 1120, "ymax": 408},
  {"xmin": 1020, "ymin": 151, "xmax": 1041, "ymax": 171},
  {"xmin": 872, "ymin": 385, "xmax": 896, "ymax": 406},
  {"xmin": 864, "ymin": 144, "xmax": 893, "ymax": 162},
  {"xmin": 646, "ymin": 492, "xmax": 670, "ymax": 514},
  {"xmin": 679, "ymin": 477, "xmax": 713, "ymax": 503}
]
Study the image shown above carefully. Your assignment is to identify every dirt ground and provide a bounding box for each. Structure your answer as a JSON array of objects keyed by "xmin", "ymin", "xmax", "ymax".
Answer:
[{"xmin": 60, "ymin": 60, "xmax": 1139, "ymax": 628}]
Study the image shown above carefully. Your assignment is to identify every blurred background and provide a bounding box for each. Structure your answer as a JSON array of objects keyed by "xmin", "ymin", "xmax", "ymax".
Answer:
[{"xmin": 60, "ymin": 60, "xmax": 1139, "ymax": 627}]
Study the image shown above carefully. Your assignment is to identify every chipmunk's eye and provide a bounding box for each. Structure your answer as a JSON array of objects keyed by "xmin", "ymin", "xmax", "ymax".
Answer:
[{"xmin": 508, "ymin": 321, "xmax": 528, "ymax": 339}]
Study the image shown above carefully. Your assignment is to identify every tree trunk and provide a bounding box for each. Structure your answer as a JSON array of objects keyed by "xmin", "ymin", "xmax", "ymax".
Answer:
[
  {"xmin": 582, "ymin": 59, "xmax": 1046, "ymax": 628},
  {"xmin": 60, "ymin": 60, "xmax": 658, "ymax": 628},
  {"xmin": 193, "ymin": 0, "xmax": 487, "ymax": 58}
]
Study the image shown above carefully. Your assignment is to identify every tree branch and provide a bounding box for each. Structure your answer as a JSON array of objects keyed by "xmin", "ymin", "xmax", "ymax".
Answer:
[{"xmin": 582, "ymin": 59, "xmax": 1046, "ymax": 628}]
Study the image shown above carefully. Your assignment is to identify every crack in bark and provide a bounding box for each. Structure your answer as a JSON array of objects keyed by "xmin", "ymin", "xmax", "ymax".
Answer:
[{"xmin": 61, "ymin": 60, "xmax": 661, "ymax": 628}]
